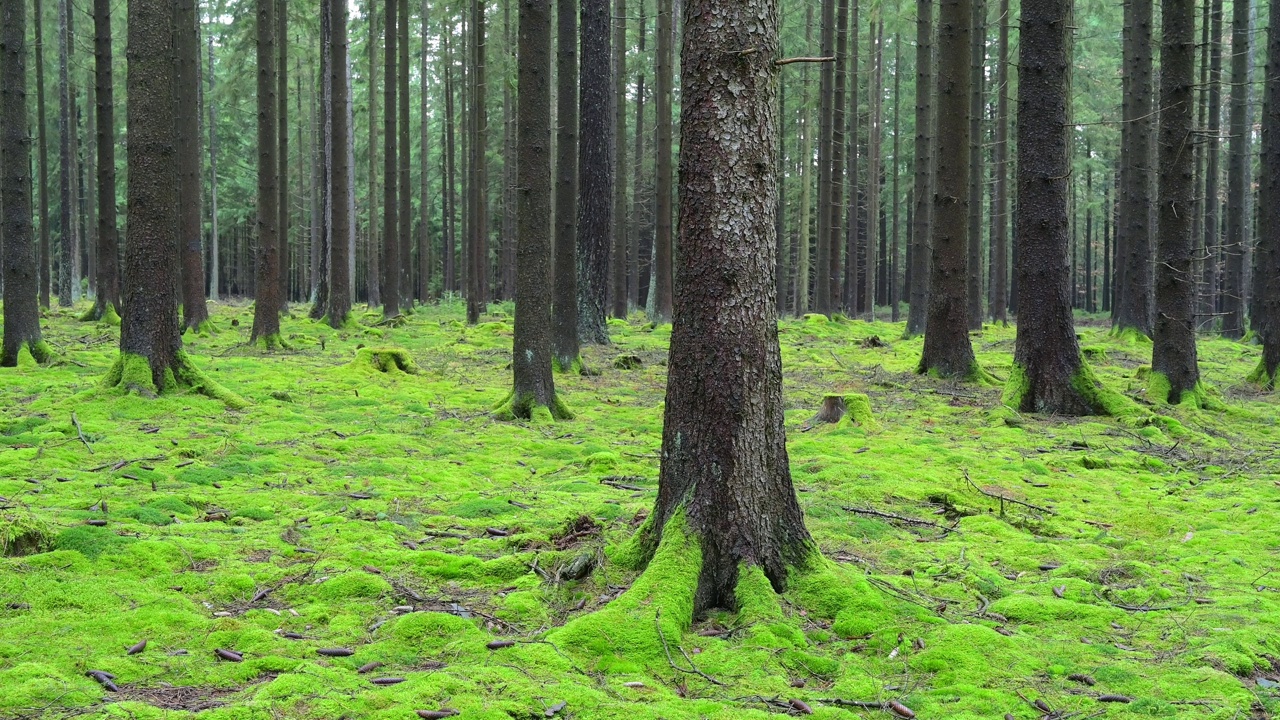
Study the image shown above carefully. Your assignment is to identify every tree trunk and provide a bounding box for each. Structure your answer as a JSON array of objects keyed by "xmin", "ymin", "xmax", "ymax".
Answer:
[
  {"xmin": 444, "ymin": 30, "xmax": 458, "ymax": 294},
  {"xmin": 814, "ymin": 0, "xmax": 834, "ymax": 317},
  {"xmin": 398, "ymin": 0, "xmax": 411, "ymax": 310},
  {"xmin": 327, "ymin": 0, "xmax": 352, "ymax": 327},
  {"xmin": 906, "ymin": 0, "xmax": 932, "ymax": 337},
  {"xmin": 1222, "ymin": 0, "xmax": 1249, "ymax": 339},
  {"xmin": 611, "ymin": 0, "xmax": 628, "ymax": 318},
  {"xmin": 651, "ymin": 0, "xmax": 674, "ymax": 321},
  {"xmin": 827, "ymin": 0, "xmax": 847, "ymax": 315},
  {"xmin": 501, "ymin": 0, "xmax": 569, "ymax": 419},
  {"xmin": 867, "ymin": 17, "xmax": 883, "ymax": 320},
  {"xmin": 1008, "ymin": 0, "xmax": 1101, "ymax": 415},
  {"xmin": 653, "ymin": 0, "xmax": 814, "ymax": 615},
  {"xmin": 890, "ymin": 27, "xmax": 902, "ymax": 322},
  {"xmin": 577, "ymin": 0, "xmax": 613, "ymax": 343},
  {"xmin": 990, "ymin": 0, "xmax": 1008, "ymax": 325},
  {"xmin": 1, "ymin": 0, "xmax": 53, "ymax": 365},
  {"xmin": 629, "ymin": 1, "xmax": 647, "ymax": 311},
  {"xmin": 918, "ymin": 0, "xmax": 978, "ymax": 378},
  {"xmin": 776, "ymin": 74, "xmax": 788, "ymax": 316},
  {"xmin": 1252, "ymin": 0, "xmax": 1280, "ymax": 386},
  {"xmin": 251, "ymin": 0, "xmax": 282, "ymax": 346},
  {"xmin": 966, "ymin": 0, "xmax": 985, "ymax": 329},
  {"xmin": 1114, "ymin": 0, "xmax": 1154, "ymax": 337},
  {"xmin": 89, "ymin": 0, "xmax": 118, "ymax": 319},
  {"xmin": 311, "ymin": 1, "xmax": 333, "ymax": 318},
  {"xmin": 177, "ymin": 0, "xmax": 208, "ymax": 331},
  {"xmin": 57, "ymin": 0, "xmax": 74, "ymax": 307},
  {"xmin": 420, "ymin": 0, "xmax": 431, "ymax": 301},
  {"xmin": 795, "ymin": 2, "xmax": 814, "ymax": 315},
  {"xmin": 1151, "ymin": 0, "xmax": 1200, "ymax": 402},
  {"xmin": 553, "ymin": 0, "xmax": 581, "ymax": 368},
  {"xmin": 1200, "ymin": 0, "xmax": 1223, "ymax": 330},
  {"xmin": 383, "ymin": 0, "xmax": 400, "ymax": 317},
  {"xmin": 368, "ymin": 1, "xmax": 381, "ymax": 308},
  {"xmin": 1192, "ymin": 0, "xmax": 1208, "ymax": 327},
  {"xmin": 500, "ymin": 0, "xmax": 516, "ymax": 302},
  {"xmin": 467, "ymin": 0, "xmax": 488, "ymax": 324},
  {"xmin": 36, "ymin": 0, "xmax": 51, "ymax": 309},
  {"xmin": 1085, "ymin": 139, "xmax": 1093, "ymax": 312},
  {"xmin": 278, "ymin": 0, "xmax": 290, "ymax": 309}
]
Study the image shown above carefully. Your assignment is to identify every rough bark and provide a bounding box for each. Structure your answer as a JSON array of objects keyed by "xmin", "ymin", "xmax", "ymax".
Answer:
[
  {"xmin": 1200, "ymin": 0, "xmax": 1224, "ymax": 329},
  {"xmin": 1007, "ymin": 0, "xmax": 1101, "ymax": 415},
  {"xmin": 1, "ymin": 0, "xmax": 52, "ymax": 366},
  {"xmin": 1253, "ymin": 0, "xmax": 1280, "ymax": 386},
  {"xmin": 36, "ymin": 0, "xmax": 51, "ymax": 308},
  {"xmin": 814, "ymin": 0, "xmax": 835, "ymax": 316},
  {"xmin": 398, "ymin": 0, "xmax": 411, "ymax": 309},
  {"xmin": 1222, "ymin": 0, "xmax": 1249, "ymax": 339},
  {"xmin": 368, "ymin": 2, "xmax": 381, "ymax": 308},
  {"xmin": 383, "ymin": 0, "xmax": 400, "ymax": 317},
  {"xmin": 500, "ymin": 0, "xmax": 516, "ymax": 302},
  {"xmin": 467, "ymin": 0, "xmax": 488, "ymax": 324},
  {"xmin": 251, "ymin": 0, "xmax": 282, "ymax": 346},
  {"xmin": 310, "ymin": 0, "xmax": 333, "ymax": 319},
  {"xmin": 552, "ymin": 0, "xmax": 581, "ymax": 368},
  {"xmin": 653, "ymin": 0, "xmax": 814, "ymax": 614},
  {"xmin": 1150, "ymin": 0, "xmax": 1200, "ymax": 402},
  {"xmin": 611, "ymin": 0, "xmax": 628, "ymax": 318},
  {"xmin": 990, "ymin": 0, "xmax": 1008, "ymax": 325},
  {"xmin": 629, "ymin": 2, "xmax": 647, "ymax": 310},
  {"xmin": 867, "ymin": 18, "xmax": 883, "ymax": 320},
  {"xmin": 177, "ymin": 0, "xmax": 208, "ymax": 331},
  {"xmin": 906, "ymin": 0, "xmax": 932, "ymax": 336},
  {"xmin": 918, "ymin": 0, "xmax": 978, "ymax": 378},
  {"xmin": 794, "ymin": 3, "xmax": 814, "ymax": 315},
  {"xmin": 966, "ymin": 0, "xmax": 985, "ymax": 328},
  {"xmin": 419, "ymin": 0, "xmax": 431, "ymax": 301},
  {"xmin": 827, "ymin": 0, "xmax": 846, "ymax": 314},
  {"xmin": 1114, "ymin": 0, "xmax": 1154, "ymax": 336},
  {"xmin": 576, "ymin": 0, "xmax": 613, "ymax": 344},
  {"xmin": 890, "ymin": 28, "xmax": 902, "ymax": 322},
  {"xmin": 651, "ymin": 0, "xmax": 674, "ymax": 321},
  {"xmin": 56, "ymin": 0, "xmax": 74, "ymax": 306},
  {"xmin": 327, "ymin": 0, "xmax": 352, "ymax": 327},
  {"xmin": 90, "ymin": 0, "xmax": 118, "ymax": 319},
  {"xmin": 278, "ymin": 0, "xmax": 290, "ymax": 308},
  {"xmin": 443, "ymin": 30, "xmax": 458, "ymax": 294}
]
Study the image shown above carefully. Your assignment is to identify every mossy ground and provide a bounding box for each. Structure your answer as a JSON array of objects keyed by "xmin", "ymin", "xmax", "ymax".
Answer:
[{"xmin": 1, "ymin": 302, "xmax": 1279, "ymax": 719}]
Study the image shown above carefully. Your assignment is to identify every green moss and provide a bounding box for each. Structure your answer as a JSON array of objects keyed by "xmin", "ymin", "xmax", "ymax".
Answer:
[
  {"xmin": 253, "ymin": 333, "xmax": 290, "ymax": 351},
  {"xmin": 0, "ymin": 511, "xmax": 52, "ymax": 556},
  {"xmin": 1147, "ymin": 372, "xmax": 1226, "ymax": 410},
  {"xmin": 1246, "ymin": 358, "xmax": 1276, "ymax": 388},
  {"xmin": 1111, "ymin": 325, "xmax": 1152, "ymax": 344},
  {"xmin": 52, "ymin": 525, "xmax": 134, "ymax": 559},
  {"xmin": 349, "ymin": 346, "xmax": 419, "ymax": 374},
  {"xmin": 492, "ymin": 388, "xmax": 575, "ymax": 421},
  {"xmin": 101, "ymin": 351, "xmax": 247, "ymax": 409},
  {"xmin": 315, "ymin": 572, "xmax": 393, "ymax": 600},
  {"xmin": 119, "ymin": 505, "xmax": 175, "ymax": 526},
  {"xmin": 844, "ymin": 392, "xmax": 878, "ymax": 429}
]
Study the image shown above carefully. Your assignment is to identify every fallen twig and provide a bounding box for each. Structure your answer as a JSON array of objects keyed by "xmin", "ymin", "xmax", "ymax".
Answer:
[
  {"xmin": 842, "ymin": 506, "xmax": 958, "ymax": 535},
  {"xmin": 72, "ymin": 413, "xmax": 94, "ymax": 454},
  {"xmin": 963, "ymin": 469, "xmax": 1055, "ymax": 515},
  {"xmin": 655, "ymin": 609, "xmax": 725, "ymax": 686}
]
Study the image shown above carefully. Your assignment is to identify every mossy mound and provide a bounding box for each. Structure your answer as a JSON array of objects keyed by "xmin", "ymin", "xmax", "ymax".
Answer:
[
  {"xmin": 0, "ymin": 511, "xmax": 52, "ymax": 557},
  {"xmin": 349, "ymin": 347, "xmax": 420, "ymax": 374}
]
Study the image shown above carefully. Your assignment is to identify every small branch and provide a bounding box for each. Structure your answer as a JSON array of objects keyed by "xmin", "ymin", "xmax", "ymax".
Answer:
[
  {"xmin": 71, "ymin": 413, "xmax": 94, "ymax": 455},
  {"xmin": 962, "ymin": 469, "xmax": 1055, "ymax": 515},
  {"xmin": 775, "ymin": 56, "xmax": 835, "ymax": 66},
  {"xmin": 655, "ymin": 609, "xmax": 726, "ymax": 686},
  {"xmin": 843, "ymin": 506, "xmax": 958, "ymax": 534}
]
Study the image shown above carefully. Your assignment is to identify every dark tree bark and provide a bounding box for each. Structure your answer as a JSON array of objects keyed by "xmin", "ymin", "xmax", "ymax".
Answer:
[
  {"xmin": 367, "ymin": 1, "xmax": 380, "ymax": 308},
  {"xmin": 918, "ymin": 0, "xmax": 979, "ymax": 378},
  {"xmin": 576, "ymin": 0, "xmax": 613, "ymax": 344},
  {"xmin": 1150, "ymin": 0, "xmax": 1201, "ymax": 402},
  {"xmin": 398, "ymin": 0, "xmax": 411, "ymax": 310},
  {"xmin": 278, "ymin": 0, "xmax": 290, "ymax": 310},
  {"xmin": 794, "ymin": 2, "xmax": 814, "ymax": 315},
  {"xmin": 1, "ymin": 0, "xmax": 53, "ymax": 365},
  {"xmin": 552, "ymin": 0, "xmax": 581, "ymax": 368},
  {"xmin": 419, "ymin": 0, "xmax": 431, "ymax": 301},
  {"xmin": 650, "ymin": 0, "xmax": 674, "ymax": 321},
  {"xmin": 966, "ymin": 0, "xmax": 985, "ymax": 328},
  {"xmin": 87, "ymin": 0, "xmax": 118, "ymax": 320},
  {"xmin": 466, "ymin": 0, "xmax": 488, "ymax": 324},
  {"xmin": 443, "ymin": 30, "xmax": 458, "ymax": 294},
  {"xmin": 326, "ymin": 0, "xmax": 352, "ymax": 327},
  {"xmin": 36, "ymin": 0, "xmax": 51, "ymax": 309},
  {"xmin": 1007, "ymin": 0, "xmax": 1102, "ymax": 415},
  {"xmin": 500, "ymin": 0, "xmax": 570, "ymax": 420},
  {"xmin": 827, "ymin": 0, "xmax": 846, "ymax": 314},
  {"xmin": 56, "ymin": 0, "xmax": 74, "ymax": 307},
  {"xmin": 651, "ymin": 0, "xmax": 814, "ymax": 615},
  {"xmin": 500, "ymin": 0, "xmax": 516, "ymax": 302},
  {"xmin": 611, "ymin": 0, "xmax": 628, "ymax": 318},
  {"xmin": 383, "ymin": 0, "xmax": 400, "ymax": 318},
  {"xmin": 866, "ymin": 18, "xmax": 883, "ymax": 320},
  {"xmin": 890, "ymin": 29, "xmax": 902, "ymax": 322},
  {"xmin": 1085, "ymin": 139, "xmax": 1093, "ymax": 312},
  {"xmin": 629, "ymin": 1, "xmax": 647, "ymax": 311},
  {"xmin": 251, "ymin": 0, "xmax": 283, "ymax": 346},
  {"xmin": 1200, "ymin": 0, "xmax": 1224, "ymax": 329},
  {"xmin": 990, "ymin": 0, "xmax": 1008, "ymax": 324},
  {"xmin": 1222, "ymin": 0, "xmax": 1249, "ymax": 339},
  {"xmin": 1252, "ymin": 0, "xmax": 1280, "ymax": 386},
  {"xmin": 906, "ymin": 0, "xmax": 932, "ymax": 337},
  {"xmin": 814, "ymin": 0, "xmax": 835, "ymax": 316},
  {"xmin": 1114, "ymin": 0, "xmax": 1154, "ymax": 337},
  {"xmin": 776, "ymin": 78, "xmax": 788, "ymax": 315},
  {"xmin": 310, "ymin": 0, "xmax": 333, "ymax": 318},
  {"xmin": 1192, "ymin": 0, "xmax": 1208, "ymax": 325},
  {"xmin": 177, "ymin": 0, "xmax": 208, "ymax": 331},
  {"xmin": 210, "ymin": 33, "xmax": 221, "ymax": 302}
]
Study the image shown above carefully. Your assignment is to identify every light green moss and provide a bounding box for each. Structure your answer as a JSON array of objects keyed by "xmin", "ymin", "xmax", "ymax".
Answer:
[
  {"xmin": 1146, "ymin": 372, "xmax": 1225, "ymax": 410},
  {"xmin": 1111, "ymin": 325, "xmax": 1152, "ymax": 344},
  {"xmin": 492, "ymin": 388, "xmax": 575, "ymax": 421},
  {"xmin": 100, "ymin": 350, "xmax": 247, "ymax": 409},
  {"xmin": 844, "ymin": 392, "xmax": 879, "ymax": 429},
  {"xmin": 0, "ymin": 511, "xmax": 52, "ymax": 556},
  {"xmin": 253, "ymin": 333, "xmax": 290, "ymax": 351},
  {"xmin": 349, "ymin": 346, "xmax": 419, "ymax": 374}
]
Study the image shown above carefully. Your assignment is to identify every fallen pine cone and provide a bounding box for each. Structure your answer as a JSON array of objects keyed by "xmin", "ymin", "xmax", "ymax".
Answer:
[
  {"xmin": 126, "ymin": 639, "xmax": 147, "ymax": 655},
  {"xmin": 416, "ymin": 711, "xmax": 459, "ymax": 719},
  {"xmin": 1068, "ymin": 673, "xmax": 1096, "ymax": 686},
  {"xmin": 889, "ymin": 700, "xmax": 915, "ymax": 718},
  {"xmin": 1098, "ymin": 695, "xmax": 1132, "ymax": 703},
  {"xmin": 789, "ymin": 699, "xmax": 814, "ymax": 714},
  {"xmin": 486, "ymin": 640, "xmax": 516, "ymax": 650},
  {"xmin": 369, "ymin": 677, "xmax": 405, "ymax": 685},
  {"xmin": 87, "ymin": 670, "xmax": 119, "ymax": 692},
  {"xmin": 316, "ymin": 647, "xmax": 354, "ymax": 657},
  {"xmin": 214, "ymin": 648, "xmax": 243, "ymax": 662},
  {"xmin": 357, "ymin": 662, "xmax": 383, "ymax": 674}
]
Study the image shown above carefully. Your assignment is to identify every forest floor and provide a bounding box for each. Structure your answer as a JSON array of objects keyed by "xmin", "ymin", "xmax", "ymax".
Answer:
[{"xmin": 1, "ymin": 300, "xmax": 1278, "ymax": 720}]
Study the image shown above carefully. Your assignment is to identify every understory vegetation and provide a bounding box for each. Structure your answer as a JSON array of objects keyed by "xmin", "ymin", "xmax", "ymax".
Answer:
[{"xmin": 1, "ymin": 300, "xmax": 1278, "ymax": 719}]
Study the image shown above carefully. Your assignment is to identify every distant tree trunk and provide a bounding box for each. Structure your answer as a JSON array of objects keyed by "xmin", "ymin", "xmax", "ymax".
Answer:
[
  {"xmin": 86, "ymin": 67, "xmax": 98, "ymax": 302},
  {"xmin": 629, "ymin": 1, "xmax": 647, "ymax": 311},
  {"xmin": 918, "ymin": 0, "xmax": 978, "ymax": 378},
  {"xmin": 88, "ymin": 0, "xmax": 118, "ymax": 319},
  {"xmin": 795, "ymin": 2, "xmax": 814, "ymax": 315},
  {"xmin": 611, "ymin": 0, "xmax": 628, "ymax": 318},
  {"xmin": 501, "ymin": 0, "xmax": 569, "ymax": 419},
  {"xmin": 1252, "ymin": 0, "xmax": 1280, "ymax": 386},
  {"xmin": 966, "ymin": 0, "xmax": 985, "ymax": 328},
  {"xmin": 251, "ymin": 0, "xmax": 283, "ymax": 346},
  {"xmin": 651, "ymin": 0, "xmax": 814, "ymax": 615},
  {"xmin": 1222, "ymin": 0, "xmax": 1249, "ymax": 339},
  {"xmin": 827, "ymin": 0, "xmax": 846, "ymax": 314},
  {"xmin": 814, "ymin": 0, "xmax": 834, "ymax": 317},
  {"xmin": 776, "ymin": 75, "xmax": 788, "ymax": 315},
  {"xmin": 367, "ymin": 1, "xmax": 381, "ymax": 308},
  {"xmin": 1, "ymin": 0, "xmax": 53, "ymax": 365},
  {"xmin": 310, "ymin": 0, "xmax": 333, "ymax": 318},
  {"xmin": 990, "ymin": 0, "xmax": 1008, "ymax": 325},
  {"xmin": 650, "ymin": 0, "xmax": 674, "ymax": 321},
  {"xmin": 57, "ymin": 0, "xmax": 74, "ymax": 306},
  {"xmin": 1200, "ymin": 0, "xmax": 1224, "ymax": 329},
  {"xmin": 420, "ymin": 0, "xmax": 431, "ymax": 301},
  {"xmin": 1151, "ymin": 0, "xmax": 1200, "ymax": 402},
  {"xmin": 1085, "ymin": 139, "xmax": 1093, "ymax": 312},
  {"xmin": 1114, "ymin": 0, "xmax": 1154, "ymax": 336},
  {"xmin": 443, "ymin": 30, "xmax": 458, "ymax": 294},
  {"xmin": 500, "ymin": 0, "xmax": 516, "ymax": 302},
  {"xmin": 577, "ymin": 0, "xmax": 613, "ymax": 343},
  {"xmin": 466, "ymin": 0, "xmax": 488, "ymax": 324},
  {"xmin": 36, "ymin": 0, "xmax": 51, "ymax": 309},
  {"xmin": 1007, "ymin": 0, "xmax": 1101, "ymax": 414},
  {"xmin": 552, "ymin": 0, "xmax": 581, "ymax": 367},
  {"xmin": 383, "ymin": 0, "xmax": 400, "ymax": 317},
  {"xmin": 1192, "ymin": 0, "xmax": 1208, "ymax": 326},
  {"xmin": 866, "ymin": 17, "xmax": 883, "ymax": 320},
  {"xmin": 278, "ymin": 0, "xmax": 290, "ymax": 310},
  {"xmin": 906, "ymin": 0, "xmax": 932, "ymax": 337},
  {"xmin": 398, "ymin": 0, "xmax": 411, "ymax": 309},
  {"xmin": 890, "ymin": 27, "xmax": 902, "ymax": 322},
  {"xmin": 177, "ymin": 0, "xmax": 208, "ymax": 331},
  {"xmin": 326, "ymin": 0, "xmax": 352, "ymax": 327}
]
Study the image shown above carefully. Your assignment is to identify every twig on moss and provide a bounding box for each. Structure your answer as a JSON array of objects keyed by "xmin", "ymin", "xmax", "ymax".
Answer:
[
  {"xmin": 842, "ymin": 506, "xmax": 958, "ymax": 535},
  {"xmin": 71, "ymin": 414, "xmax": 94, "ymax": 455},
  {"xmin": 655, "ymin": 609, "xmax": 726, "ymax": 686},
  {"xmin": 962, "ymin": 469, "xmax": 1055, "ymax": 516}
]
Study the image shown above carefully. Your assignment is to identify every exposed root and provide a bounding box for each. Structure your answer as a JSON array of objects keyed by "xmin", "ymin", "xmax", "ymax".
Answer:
[
  {"xmin": 0, "ymin": 340, "xmax": 57, "ymax": 368},
  {"xmin": 810, "ymin": 393, "xmax": 877, "ymax": 428},
  {"xmin": 492, "ymin": 390, "xmax": 574, "ymax": 422},
  {"xmin": 101, "ymin": 351, "xmax": 247, "ymax": 409}
]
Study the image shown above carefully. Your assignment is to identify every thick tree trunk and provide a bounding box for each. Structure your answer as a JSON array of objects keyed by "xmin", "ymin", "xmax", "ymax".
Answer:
[
  {"xmin": 1151, "ymin": 0, "xmax": 1200, "ymax": 402},
  {"xmin": 90, "ymin": 0, "xmax": 118, "ymax": 319},
  {"xmin": 1253, "ymin": 0, "xmax": 1280, "ymax": 386},
  {"xmin": 327, "ymin": 0, "xmax": 352, "ymax": 327},
  {"xmin": 1, "ymin": 0, "xmax": 53, "ymax": 365},
  {"xmin": 177, "ymin": 0, "xmax": 208, "ymax": 331},
  {"xmin": 966, "ymin": 0, "xmax": 985, "ymax": 329},
  {"xmin": 398, "ymin": 0, "xmax": 411, "ymax": 310},
  {"xmin": 383, "ymin": 0, "xmax": 400, "ymax": 317},
  {"xmin": 1114, "ymin": 0, "xmax": 1154, "ymax": 337},
  {"xmin": 990, "ymin": 0, "xmax": 1008, "ymax": 325},
  {"xmin": 1222, "ymin": 0, "xmax": 1249, "ymax": 339},
  {"xmin": 466, "ymin": 0, "xmax": 488, "ymax": 324},
  {"xmin": 1008, "ymin": 0, "xmax": 1101, "ymax": 415},
  {"xmin": 552, "ymin": 0, "xmax": 581, "ymax": 368},
  {"xmin": 576, "ymin": 0, "xmax": 613, "ymax": 343},
  {"xmin": 251, "ymin": 0, "xmax": 282, "ymax": 346},
  {"xmin": 310, "ymin": 1, "xmax": 333, "ymax": 319},
  {"xmin": 629, "ymin": 2, "xmax": 647, "ymax": 311},
  {"xmin": 611, "ymin": 0, "xmax": 628, "ymax": 318},
  {"xmin": 906, "ymin": 0, "xmax": 932, "ymax": 337},
  {"xmin": 278, "ymin": 0, "xmax": 290, "ymax": 309},
  {"xmin": 653, "ymin": 0, "xmax": 814, "ymax": 615},
  {"xmin": 918, "ymin": 0, "xmax": 979, "ymax": 378},
  {"xmin": 890, "ymin": 28, "xmax": 902, "ymax": 322},
  {"xmin": 57, "ymin": 0, "xmax": 74, "ymax": 307},
  {"xmin": 501, "ymin": 0, "xmax": 569, "ymax": 419},
  {"xmin": 651, "ymin": 0, "xmax": 674, "ymax": 321}
]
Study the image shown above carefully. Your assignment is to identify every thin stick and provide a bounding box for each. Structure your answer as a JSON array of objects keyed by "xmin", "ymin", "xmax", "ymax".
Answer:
[
  {"xmin": 655, "ymin": 609, "xmax": 726, "ymax": 686},
  {"xmin": 775, "ymin": 56, "xmax": 835, "ymax": 66},
  {"xmin": 71, "ymin": 413, "xmax": 94, "ymax": 454},
  {"xmin": 842, "ymin": 506, "xmax": 958, "ymax": 534},
  {"xmin": 962, "ymin": 469, "xmax": 1055, "ymax": 515}
]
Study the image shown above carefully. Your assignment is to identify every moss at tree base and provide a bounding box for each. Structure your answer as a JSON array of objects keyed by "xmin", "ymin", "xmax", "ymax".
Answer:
[
  {"xmin": 1246, "ymin": 359, "xmax": 1276, "ymax": 389},
  {"xmin": 492, "ymin": 389, "xmax": 574, "ymax": 422},
  {"xmin": 1146, "ymin": 371, "xmax": 1225, "ymax": 410},
  {"xmin": 100, "ymin": 351, "xmax": 247, "ymax": 409},
  {"xmin": 349, "ymin": 347, "xmax": 419, "ymax": 374},
  {"xmin": 252, "ymin": 333, "xmax": 291, "ymax": 352}
]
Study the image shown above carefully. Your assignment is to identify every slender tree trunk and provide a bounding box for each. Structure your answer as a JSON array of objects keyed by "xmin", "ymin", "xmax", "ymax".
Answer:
[
  {"xmin": 906, "ymin": 0, "xmax": 932, "ymax": 336},
  {"xmin": 467, "ymin": 0, "xmax": 488, "ymax": 324},
  {"xmin": 1192, "ymin": 0, "xmax": 1208, "ymax": 326},
  {"xmin": 651, "ymin": 0, "xmax": 674, "ymax": 320},
  {"xmin": 311, "ymin": 3, "xmax": 333, "ymax": 317},
  {"xmin": 1085, "ymin": 139, "xmax": 1093, "ymax": 312},
  {"xmin": 814, "ymin": 0, "xmax": 834, "ymax": 316},
  {"xmin": 420, "ymin": 0, "xmax": 431, "ymax": 301},
  {"xmin": 866, "ymin": 17, "xmax": 883, "ymax": 320},
  {"xmin": 1, "ymin": 0, "xmax": 52, "ymax": 365},
  {"xmin": 776, "ymin": 74, "xmax": 788, "ymax": 315},
  {"xmin": 990, "ymin": 0, "xmax": 1008, "ymax": 324},
  {"xmin": 1222, "ymin": 0, "xmax": 1249, "ymax": 338},
  {"xmin": 629, "ymin": 0, "xmax": 647, "ymax": 310},
  {"xmin": 1103, "ymin": 178, "xmax": 1111, "ymax": 312},
  {"xmin": 500, "ymin": 0, "xmax": 516, "ymax": 302},
  {"xmin": 1201, "ymin": 0, "xmax": 1224, "ymax": 330},
  {"xmin": 251, "ymin": 0, "xmax": 282, "ymax": 345},
  {"xmin": 966, "ymin": 0, "xmax": 985, "ymax": 328},
  {"xmin": 90, "ymin": 0, "xmax": 118, "ymax": 318},
  {"xmin": 552, "ymin": 0, "xmax": 581, "ymax": 366},
  {"xmin": 177, "ymin": 0, "xmax": 208, "ymax": 331},
  {"xmin": 86, "ymin": 66, "xmax": 97, "ymax": 301},
  {"xmin": 1114, "ymin": 0, "xmax": 1155, "ymax": 336},
  {"xmin": 610, "ymin": 0, "xmax": 628, "ymax": 318},
  {"xmin": 36, "ymin": 0, "xmax": 51, "ymax": 309},
  {"xmin": 1252, "ymin": 0, "xmax": 1280, "ymax": 385},
  {"xmin": 575, "ymin": 0, "xmax": 613, "ymax": 342},
  {"xmin": 918, "ymin": 0, "xmax": 979, "ymax": 377},
  {"xmin": 1151, "ymin": 0, "xmax": 1200, "ymax": 401},
  {"xmin": 327, "ymin": 0, "xmax": 352, "ymax": 327},
  {"xmin": 652, "ymin": 0, "xmax": 814, "ymax": 615},
  {"xmin": 444, "ymin": 30, "xmax": 458, "ymax": 294},
  {"xmin": 57, "ymin": 0, "xmax": 74, "ymax": 306},
  {"xmin": 278, "ymin": 0, "xmax": 289, "ymax": 310},
  {"xmin": 383, "ymin": 0, "xmax": 400, "ymax": 317},
  {"xmin": 890, "ymin": 28, "xmax": 902, "ymax": 322},
  {"xmin": 398, "ymin": 0, "xmax": 411, "ymax": 309},
  {"xmin": 368, "ymin": 1, "xmax": 381, "ymax": 308},
  {"xmin": 828, "ymin": 0, "xmax": 847, "ymax": 314},
  {"xmin": 795, "ymin": 3, "xmax": 814, "ymax": 315}
]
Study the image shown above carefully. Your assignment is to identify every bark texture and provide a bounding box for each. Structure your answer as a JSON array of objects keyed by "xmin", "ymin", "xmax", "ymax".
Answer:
[
  {"xmin": 251, "ymin": 0, "xmax": 282, "ymax": 345},
  {"xmin": 576, "ymin": 0, "xmax": 613, "ymax": 344},
  {"xmin": 1222, "ymin": 0, "xmax": 1249, "ymax": 339},
  {"xmin": 91, "ymin": 0, "xmax": 118, "ymax": 319},
  {"xmin": 1114, "ymin": 0, "xmax": 1154, "ymax": 336},
  {"xmin": 467, "ymin": 0, "xmax": 488, "ymax": 324},
  {"xmin": 906, "ymin": 0, "xmax": 932, "ymax": 336},
  {"xmin": 653, "ymin": 0, "xmax": 814, "ymax": 615},
  {"xmin": 552, "ymin": 0, "xmax": 581, "ymax": 369},
  {"xmin": 990, "ymin": 0, "xmax": 1008, "ymax": 325},
  {"xmin": 327, "ymin": 0, "xmax": 352, "ymax": 327},
  {"xmin": 651, "ymin": 0, "xmax": 674, "ymax": 321},
  {"xmin": 1254, "ymin": 0, "xmax": 1280, "ymax": 385},
  {"xmin": 177, "ymin": 0, "xmax": 208, "ymax": 331},
  {"xmin": 383, "ymin": 0, "xmax": 400, "ymax": 318}
]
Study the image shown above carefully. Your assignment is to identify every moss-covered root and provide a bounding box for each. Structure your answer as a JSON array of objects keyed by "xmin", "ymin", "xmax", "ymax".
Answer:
[
  {"xmin": 250, "ymin": 333, "xmax": 291, "ymax": 351},
  {"xmin": 1002, "ymin": 359, "xmax": 1148, "ymax": 421},
  {"xmin": 811, "ymin": 393, "xmax": 878, "ymax": 428},
  {"xmin": 1110, "ymin": 325, "xmax": 1152, "ymax": 344},
  {"xmin": 349, "ymin": 347, "xmax": 420, "ymax": 374},
  {"xmin": 492, "ymin": 389, "xmax": 575, "ymax": 422},
  {"xmin": 183, "ymin": 319, "xmax": 215, "ymax": 336},
  {"xmin": 1146, "ymin": 371, "xmax": 1226, "ymax": 410},
  {"xmin": 101, "ymin": 351, "xmax": 247, "ymax": 409},
  {"xmin": 553, "ymin": 355, "xmax": 598, "ymax": 376},
  {"xmin": 1246, "ymin": 359, "xmax": 1277, "ymax": 390},
  {"xmin": 0, "ymin": 340, "xmax": 57, "ymax": 368},
  {"xmin": 78, "ymin": 302, "xmax": 121, "ymax": 325}
]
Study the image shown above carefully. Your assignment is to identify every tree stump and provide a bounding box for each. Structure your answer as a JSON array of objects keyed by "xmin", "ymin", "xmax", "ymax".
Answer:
[
  {"xmin": 811, "ymin": 393, "xmax": 878, "ymax": 428},
  {"xmin": 351, "ymin": 347, "xmax": 420, "ymax": 374},
  {"xmin": 812, "ymin": 395, "xmax": 848, "ymax": 424},
  {"xmin": 613, "ymin": 354, "xmax": 643, "ymax": 370}
]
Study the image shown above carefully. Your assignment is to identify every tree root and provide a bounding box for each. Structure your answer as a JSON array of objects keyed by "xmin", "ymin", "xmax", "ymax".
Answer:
[
  {"xmin": 350, "ymin": 347, "xmax": 419, "ymax": 374},
  {"xmin": 101, "ymin": 351, "xmax": 247, "ymax": 409},
  {"xmin": 0, "ymin": 340, "xmax": 57, "ymax": 368},
  {"xmin": 492, "ymin": 390, "xmax": 574, "ymax": 422}
]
